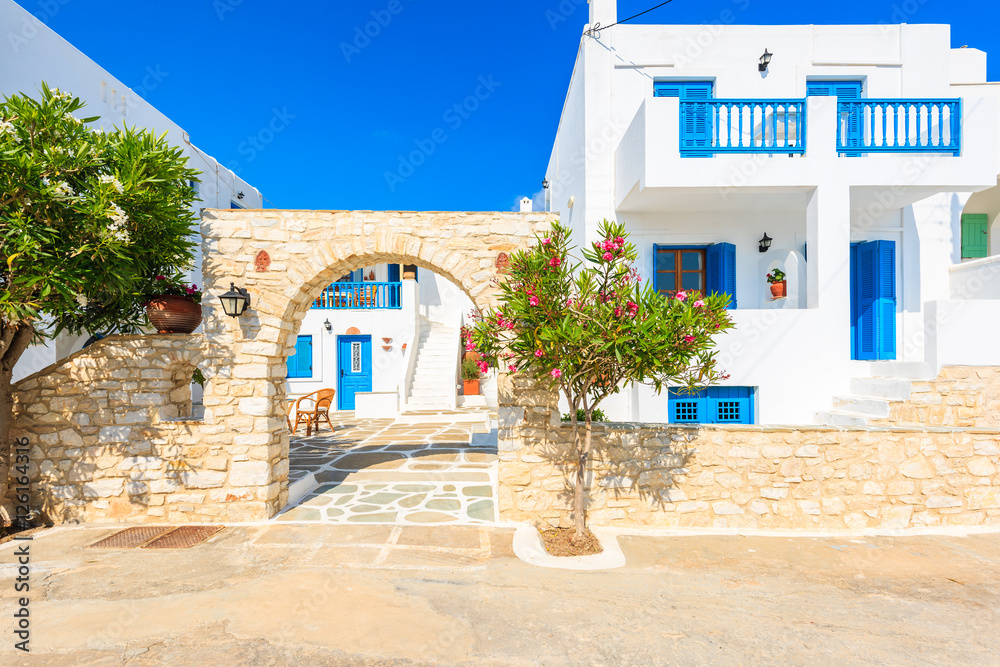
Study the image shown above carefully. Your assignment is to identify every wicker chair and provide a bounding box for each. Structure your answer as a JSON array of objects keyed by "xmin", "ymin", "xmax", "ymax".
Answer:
[{"xmin": 292, "ymin": 389, "xmax": 335, "ymax": 436}]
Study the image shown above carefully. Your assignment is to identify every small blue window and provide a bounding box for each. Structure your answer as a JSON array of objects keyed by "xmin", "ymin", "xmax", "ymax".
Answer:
[
  {"xmin": 287, "ymin": 335, "xmax": 313, "ymax": 379},
  {"xmin": 230, "ymin": 200, "xmax": 244, "ymax": 209},
  {"xmin": 668, "ymin": 387, "xmax": 755, "ymax": 425}
]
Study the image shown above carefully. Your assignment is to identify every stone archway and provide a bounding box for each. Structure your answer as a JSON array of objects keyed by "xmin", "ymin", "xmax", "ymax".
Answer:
[{"xmin": 197, "ymin": 209, "xmax": 556, "ymax": 519}]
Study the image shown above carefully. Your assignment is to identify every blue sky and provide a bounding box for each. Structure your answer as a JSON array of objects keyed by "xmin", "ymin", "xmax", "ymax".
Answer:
[{"xmin": 29, "ymin": 0, "xmax": 998, "ymax": 211}]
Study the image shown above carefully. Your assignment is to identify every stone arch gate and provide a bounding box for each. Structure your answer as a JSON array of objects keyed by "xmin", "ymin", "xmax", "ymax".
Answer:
[{"xmin": 12, "ymin": 209, "xmax": 554, "ymax": 524}]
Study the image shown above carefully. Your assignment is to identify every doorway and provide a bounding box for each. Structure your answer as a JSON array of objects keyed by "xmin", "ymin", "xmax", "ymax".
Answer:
[{"xmin": 337, "ymin": 335, "xmax": 372, "ymax": 410}]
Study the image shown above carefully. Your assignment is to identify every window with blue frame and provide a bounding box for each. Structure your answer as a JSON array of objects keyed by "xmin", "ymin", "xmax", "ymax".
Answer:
[
  {"xmin": 668, "ymin": 387, "xmax": 755, "ymax": 425},
  {"xmin": 287, "ymin": 335, "xmax": 313, "ymax": 379},
  {"xmin": 654, "ymin": 80, "xmax": 715, "ymax": 154},
  {"xmin": 654, "ymin": 243, "xmax": 736, "ymax": 309},
  {"xmin": 806, "ymin": 80, "xmax": 864, "ymax": 155}
]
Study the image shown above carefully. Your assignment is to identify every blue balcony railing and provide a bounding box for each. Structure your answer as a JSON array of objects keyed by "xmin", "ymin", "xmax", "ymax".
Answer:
[
  {"xmin": 836, "ymin": 99, "xmax": 961, "ymax": 156},
  {"xmin": 313, "ymin": 282, "xmax": 402, "ymax": 310},
  {"xmin": 681, "ymin": 99, "xmax": 806, "ymax": 157}
]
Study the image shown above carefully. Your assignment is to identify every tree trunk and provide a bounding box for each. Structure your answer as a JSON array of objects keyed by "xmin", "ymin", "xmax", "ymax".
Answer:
[
  {"xmin": 0, "ymin": 324, "xmax": 35, "ymax": 524},
  {"xmin": 574, "ymin": 399, "xmax": 594, "ymax": 540}
]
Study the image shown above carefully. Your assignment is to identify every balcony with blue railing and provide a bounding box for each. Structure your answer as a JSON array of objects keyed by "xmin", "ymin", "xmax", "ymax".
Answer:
[
  {"xmin": 836, "ymin": 99, "xmax": 961, "ymax": 156},
  {"xmin": 313, "ymin": 282, "xmax": 402, "ymax": 310},
  {"xmin": 681, "ymin": 99, "xmax": 807, "ymax": 157}
]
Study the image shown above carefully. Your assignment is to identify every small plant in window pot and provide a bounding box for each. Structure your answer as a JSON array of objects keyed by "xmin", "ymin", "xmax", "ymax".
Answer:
[
  {"xmin": 145, "ymin": 274, "xmax": 203, "ymax": 334},
  {"xmin": 461, "ymin": 359, "xmax": 482, "ymax": 396},
  {"xmin": 767, "ymin": 268, "xmax": 787, "ymax": 299}
]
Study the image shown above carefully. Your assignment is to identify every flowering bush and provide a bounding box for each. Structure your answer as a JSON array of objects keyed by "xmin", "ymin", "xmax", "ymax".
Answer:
[
  {"xmin": 469, "ymin": 220, "xmax": 734, "ymax": 536},
  {"xmin": 146, "ymin": 275, "xmax": 203, "ymax": 304},
  {"xmin": 766, "ymin": 268, "xmax": 786, "ymax": 284}
]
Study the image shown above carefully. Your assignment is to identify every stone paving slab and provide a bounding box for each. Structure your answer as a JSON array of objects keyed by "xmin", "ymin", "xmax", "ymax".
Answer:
[{"xmin": 284, "ymin": 415, "xmax": 498, "ymax": 525}]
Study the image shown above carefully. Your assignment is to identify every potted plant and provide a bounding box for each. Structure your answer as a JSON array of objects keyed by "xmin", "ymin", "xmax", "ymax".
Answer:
[
  {"xmin": 461, "ymin": 359, "xmax": 482, "ymax": 396},
  {"xmin": 767, "ymin": 268, "xmax": 787, "ymax": 299},
  {"xmin": 145, "ymin": 274, "xmax": 203, "ymax": 334}
]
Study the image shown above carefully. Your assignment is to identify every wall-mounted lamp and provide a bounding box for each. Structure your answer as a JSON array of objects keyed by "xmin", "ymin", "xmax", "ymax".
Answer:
[
  {"xmin": 218, "ymin": 283, "xmax": 251, "ymax": 317},
  {"xmin": 323, "ymin": 318, "xmax": 332, "ymax": 333},
  {"xmin": 237, "ymin": 191, "xmax": 245, "ymax": 200},
  {"xmin": 758, "ymin": 49, "xmax": 772, "ymax": 72},
  {"xmin": 758, "ymin": 233, "xmax": 773, "ymax": 253},
  {"xmin": 542, "ymin": 179, "xmax": 550, "ymax": 190}
]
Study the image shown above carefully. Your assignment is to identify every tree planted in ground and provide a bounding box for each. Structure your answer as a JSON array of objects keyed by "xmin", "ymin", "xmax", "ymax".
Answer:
[
  {"xmin": 469, "ymin": 220, "xmax": 734, "ymax": 538},
  {"xmin": 0, "ymin": 83, "xmax": 200, "ymax": 521}
]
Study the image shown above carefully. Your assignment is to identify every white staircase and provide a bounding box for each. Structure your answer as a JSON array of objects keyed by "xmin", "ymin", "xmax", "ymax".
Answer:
[
  {"xmin": 403, "ymin": 323, "xmax": 459, "ymax": 411},
  {"xmin": 816, "ymin": 377, "xmax": 912, "ymax": 426}
]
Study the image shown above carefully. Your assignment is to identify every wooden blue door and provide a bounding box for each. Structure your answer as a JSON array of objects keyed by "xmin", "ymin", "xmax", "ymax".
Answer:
[
  {"xmin": 337, "ymin": 335, "xmax": 372, "ymax": 410},
  {"xmin": 852, "ymin": 240, "xmax": 896, "ymax": 360}
]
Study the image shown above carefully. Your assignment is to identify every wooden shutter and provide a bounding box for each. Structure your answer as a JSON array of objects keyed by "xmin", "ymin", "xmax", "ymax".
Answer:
[
  {"xmin": 875, "ymin": 241, "xmax": 896, "ymax": 360},
  {"xmin": 709, "ymin": 387, "xmax": 754, "ymax": 424},
  {"xmin": 655, "ymin": 81, "xmax": 714, "ymax": 153},
  {"xmin": 706, "ymin": 242, "xmax": 737, "ymax": 309},
  {"xmin": 808, "ymin": 81, "xmax": 864, "ymax": 154},
  {"xmin": 387, "ymin": 263, "xmax": 400, "ymax": 282},
  {"xmin": 669, "ymin": 389, "xmax": 707, "ymax": 423},
  {"xmin": 288, "ymin": 335, "xmax": 313, "ymax": 378},
  {"xmin": 855, "ymin": 240, "xmax": 896, "ymax": 360},
  {"xmin": 961, "ymin": 214, "xmax": 988, "ymax": 259}
]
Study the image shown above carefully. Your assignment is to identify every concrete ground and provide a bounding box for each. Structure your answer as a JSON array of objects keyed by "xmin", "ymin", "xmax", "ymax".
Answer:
[{"xmin": 1, "ymin": 524, "xmax": 998, "ymax": 665}]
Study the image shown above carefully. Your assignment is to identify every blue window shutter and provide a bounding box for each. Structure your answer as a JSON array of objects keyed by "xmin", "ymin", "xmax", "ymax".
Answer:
[
  {"xmin": 654, "ymin": 82, "xmax": 684, "ymax": 98},
  {"xmin": 961, "ymin": 214, "xmax": 989, "ymax": 259},
  {"xmin": 808, "ymin": 81, "xmax": 864, "ymax": 154},
  {"xmin": 806, "ymin": 82, "xmax": 834, "ymax": 97},
  {"xmin": 288, "ymin": 335, "xmax": 313, "ymax": 378},
  {"xmin": 387, "ymin": 263, "xmax": 400, "ymax": 282},
  {"xmin": 706, "ymin": 242, "xmax": 737, "ymax": 309},
  {"xmin": 710, "ymin": 386, "xmax": 754, "ymax": 424},
  {"xmin": 669, "ymin": 389, "xmax": 707, "ymax": 423},
  {"xmin": 350, "ymin": 269, "xmax": 363, "ymax": 282},
  {"xmin": 855, "ymin": 242, "xmax": 878, "ymax": 360},
  {"xmin": 656, "ymin": 82, "xmax": 715, "ymax": 153},
  {"xmin": 652, "ymin": 244, "xmax": 662, "ymax": 293},
  {"xmin": 850, "ymin": 243, "xmax": 858, "ymax": 360},
  {"xmin": 874, "ymin": 240, "xmax": 896, "ymax": 360}
]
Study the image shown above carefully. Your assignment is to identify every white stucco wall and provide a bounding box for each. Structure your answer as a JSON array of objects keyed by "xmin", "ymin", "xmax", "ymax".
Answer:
[{"xmin": 2, "ymin": 0, "xmax": 262, "ymax": 382}]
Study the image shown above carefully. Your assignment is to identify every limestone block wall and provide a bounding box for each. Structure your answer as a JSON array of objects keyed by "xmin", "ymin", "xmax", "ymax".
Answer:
[
  {"xmin": 11, "ymin": 335, "xmax": 284, "ymax": 524},
  {"xmin": 498, "ymin": 376, "xmax": 1000, "ymax": 531},
  {"xmin": 877, "ymin": 366, "xmax": 1000, "ymax": 428}
]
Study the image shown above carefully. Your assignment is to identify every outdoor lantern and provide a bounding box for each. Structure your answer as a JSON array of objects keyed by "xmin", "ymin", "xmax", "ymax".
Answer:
[
  {"xmin": 542, "ymin": 179, "xmax": 550, "ymax": 189},
  {"xmin": 218, "ymin": 282, "xmax": 251, "ymax": 318},
  {"xmin": 759, "ymin": 233, "xmax": 773, "ymax": 253},
  {"xmin": 758, "ymin": 49, "xmax": 772, "ymax": 72},
  {"xmin": 323, "ymin": 318, "xmax": 332, "ymax": 333}
]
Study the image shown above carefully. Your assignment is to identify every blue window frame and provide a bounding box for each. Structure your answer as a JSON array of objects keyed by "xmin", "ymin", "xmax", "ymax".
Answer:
[
  {"xmin": 655, "ymin": 81, "xmax": 715, "ymax": 155},
  {"xmin": 654, "ymin": 243, "xmax": 736, "ymax": 309},
  {"xmin": 807, "ymin": 80, "xmax": 864, "ymax": 155},
  {"xmin": 287, "ymin": 335, "xmax": 313, "ymax": 379},
  {"xmin": 668, "ymin": 387, "xmax": 755, "ymax": 425}
]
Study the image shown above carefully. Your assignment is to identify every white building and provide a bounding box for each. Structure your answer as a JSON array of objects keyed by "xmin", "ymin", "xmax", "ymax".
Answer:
[
  {"xmin": 2, "ymin": 0, "xmax": 262, "ymax": 381},
  {"xmin": 545, "ymin": 0, "xmax": 1000, "ymax": 425}
]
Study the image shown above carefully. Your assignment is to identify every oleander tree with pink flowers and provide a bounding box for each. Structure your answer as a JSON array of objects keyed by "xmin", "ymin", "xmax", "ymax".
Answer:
[{"xmin": 468, "ymin": 220, "xmax": 734, "ymax": 538}]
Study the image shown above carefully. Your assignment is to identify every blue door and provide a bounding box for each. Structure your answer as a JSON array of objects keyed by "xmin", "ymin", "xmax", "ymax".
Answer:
[
  {"xmin": 807, "ymin": 80, "xmax": 863, "ymax": 155},
  {"xmin": 851, "ymin": 240, "xmax": 896, "ymax": 361},
  {"xmin": 337, "ymin": 335, "xmax": 372, "ymax": 410}
]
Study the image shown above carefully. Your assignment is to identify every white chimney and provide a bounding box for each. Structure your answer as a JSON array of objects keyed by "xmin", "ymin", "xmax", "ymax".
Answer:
[
  {"xmin": 589, "ymin": 0, "xmax": 617, "ymax": 26},
  {"xmin": 519, "ymin": 197, "xmax": 533, "ymax": 213}
]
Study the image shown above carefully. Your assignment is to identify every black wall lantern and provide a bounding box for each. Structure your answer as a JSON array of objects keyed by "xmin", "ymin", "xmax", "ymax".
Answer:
[
  {"xmin": 758, "ymin": 49, "xmax": 772, "ymax": 72},
  {"xmin": 759, "ymin": 233, "xmax": 773, "ymax": 253},
  {"xmin": 323, "ymin": 318, "xmax": 332, "ymax": 333},
  {"xmin": 219, "ymin": 282, "xmax": 251, "ymax": 317},
  {"xmin": 542, "ymin": 179, "xmax": 550, "ymax": 190}
]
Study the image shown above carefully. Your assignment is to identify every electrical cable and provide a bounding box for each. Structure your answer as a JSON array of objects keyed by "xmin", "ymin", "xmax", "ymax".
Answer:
[{"xmin": 585, "ymin": 0, "xmax": 678, "ymax": 36}]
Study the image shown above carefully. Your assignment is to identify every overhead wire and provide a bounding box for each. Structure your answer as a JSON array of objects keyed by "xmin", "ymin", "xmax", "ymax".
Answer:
[{"xmin": 585, "ymin": 0, "xmax": 678, "ymax": 36}]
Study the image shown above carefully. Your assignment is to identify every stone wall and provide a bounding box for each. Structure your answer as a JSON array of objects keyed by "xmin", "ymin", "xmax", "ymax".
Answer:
[
  {"xmin": 497, "ymin": 375, "xmax": 1000, "ymax": 531},
  {"xmin": 11, "ymin": 335, "xmax": 287, "ymax": 524},
  {"xmin": 877, "ymin": 366, "xmax": 1000, "ymax": 428}
]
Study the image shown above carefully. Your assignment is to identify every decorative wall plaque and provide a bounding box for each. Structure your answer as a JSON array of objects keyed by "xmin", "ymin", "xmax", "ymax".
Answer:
[
  {"xmin": 254, "ymin": 250, "xmax": 271, "ymax": 272},
  {"xmin": 495, "ymin": 252, "xmax": 510, "ymax": 274},
  {"xmin": 345, "ymin": 327, "xmax": 361, "ymax": 335}
]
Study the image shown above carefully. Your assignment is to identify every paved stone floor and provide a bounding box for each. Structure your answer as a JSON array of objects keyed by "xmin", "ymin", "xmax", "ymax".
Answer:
[
  {"xmin": 3, "ymin": 525, "xmax": 999, "ymax": 665},
  {"xmin": 282, "ymin": 414, "xmax": 497, "ymax": 525}
]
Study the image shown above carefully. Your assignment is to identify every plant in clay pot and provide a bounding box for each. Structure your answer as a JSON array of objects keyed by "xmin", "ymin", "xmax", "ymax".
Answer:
[
  {"xmin": 145, "ymin": 274, "xmax": 203, "ymax": 334},
  {"xmin": 766, "ymin": 268, "xmax": 787, "ymax": 299},
  {"xmin": 461, "ymin": 359, "xmax": 482, "ymax": 396}
]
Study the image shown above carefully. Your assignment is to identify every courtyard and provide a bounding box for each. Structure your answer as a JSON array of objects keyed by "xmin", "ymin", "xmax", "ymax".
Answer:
[{"xmin": 2, "ymin": 524, "xmax": 997, "ymax": 664}]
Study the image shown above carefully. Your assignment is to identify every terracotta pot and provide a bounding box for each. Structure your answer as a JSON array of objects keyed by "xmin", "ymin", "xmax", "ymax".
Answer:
[
  {"xmin": 769, "ymin": 280, "xmax": 787, "ymax": 299},
  {"xmin": 464, "ymin": 350, "xmax": 482, "ymax": 363},
  {"xmin": 146, "ymin": 295, "xmax": 202, "ymax": 334},
  {"xmin": 463, "ymin": 379, "xmax": 480, "ymax": 396}
]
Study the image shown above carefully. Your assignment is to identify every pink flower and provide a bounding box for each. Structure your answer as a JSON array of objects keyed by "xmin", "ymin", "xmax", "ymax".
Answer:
[
  {"xmin": 693, "ymin": 300, "xmax": 704, "ymax": 308},
  {"xmin": 534, "ymin": 349, "xmax": 543, "ymax": 358},
  {"xmin": 549, "ymin": 257, "xmax": 561, "ymax": 267},
  {"xmin": 675, "ymin": 291, "xmax": 687, "ymax": 302},
  {"xmin": 508, "ymin": 364, "xmax": 517, "ymax": 373},
  {"xmin": 551, "ymin": 369, "xmax": 562, "ymax": 378},
  {"xmin": 614, "ymin": 307, "xmax": 623, "ymax": 317},
  {"xmin": 602, "ymin": 252, "xmax": 613, "ymax": 262},
  {"xmin": 465, "ymin": 341, "xmax": 476, "ymax": 351},
  {"xmin": 566, "ymin": 298, "xmax": 574, "ymax": 307},
  {"xmin": 478, "ymin": 361, "xmax": 489, "ymax": 374},
  {"xmin": 529, "ymin": 296, "xmax": 539, "ymax": 306},
  {"xmin": 541, "ymin": 238, "xmax": 552, "ymax": 245},
  {"xmin": 155, "ymin": 275, "xmax": 166, "ymax": 281},
  {"xmin": 507, "ymin": 321, "xmax": 515, "ymax": 330},
  {"xmin": 627, "ymin": 301, "xmax": 638, "ymax": 316},
  {"xmin": 614, "ymin": 236, "xmax": 624, "ymax": 245},
  {"xmin": 684, "ymin": 335, "xmax": 695, "ymax": 343},
  {"xmin": 185, "ymin": 287, "xmax": 196, "ymax": 295}
]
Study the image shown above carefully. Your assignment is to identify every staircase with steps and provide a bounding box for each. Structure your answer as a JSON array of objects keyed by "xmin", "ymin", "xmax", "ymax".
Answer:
[
  {"xmin": 816, "ymin": 377, "xmax": 913, "ymax": 426},
  {"xmin": 403, "ymin": 323, "xmax": 459, "ymax": 412}
]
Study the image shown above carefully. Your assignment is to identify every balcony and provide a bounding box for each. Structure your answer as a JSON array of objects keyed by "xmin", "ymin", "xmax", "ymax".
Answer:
[
  {"xmin": 680, "ymin": 99, "xmax": 806, "ymax": 157},
  {"xmin": 313, "ymin": 282, "xmax": 402, "ymax": 310},
  {"xmin": 836, "ymin": 99, "xmax": 961, "ymax": 156}
]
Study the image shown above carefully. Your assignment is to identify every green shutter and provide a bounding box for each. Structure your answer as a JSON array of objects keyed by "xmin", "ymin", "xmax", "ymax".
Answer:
[{"xmin": 961, "ymin": 214, "xmax": 988, "ymax": 259}]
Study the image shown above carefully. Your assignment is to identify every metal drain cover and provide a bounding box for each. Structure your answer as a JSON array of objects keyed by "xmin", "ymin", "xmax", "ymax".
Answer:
[
  {"xmin": 141, "ymin": 525, "xmax": 224, "ymax": 549},
  {"xmin": 87, "ymin": 526, "xmax": 171, "ymax": 549}
]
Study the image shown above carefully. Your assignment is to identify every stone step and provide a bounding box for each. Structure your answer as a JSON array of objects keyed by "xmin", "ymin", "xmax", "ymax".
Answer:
[
  {"xmin": 815, "ymin": 410, "xmax": 871, "ymax": 427},
  {"xmin": 850, "ymin": 377, "xmax": 912, "ymax": 401},
  {"xmin": 832, "ymin": 396, "xmax": 891, "ymax": 418}
]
